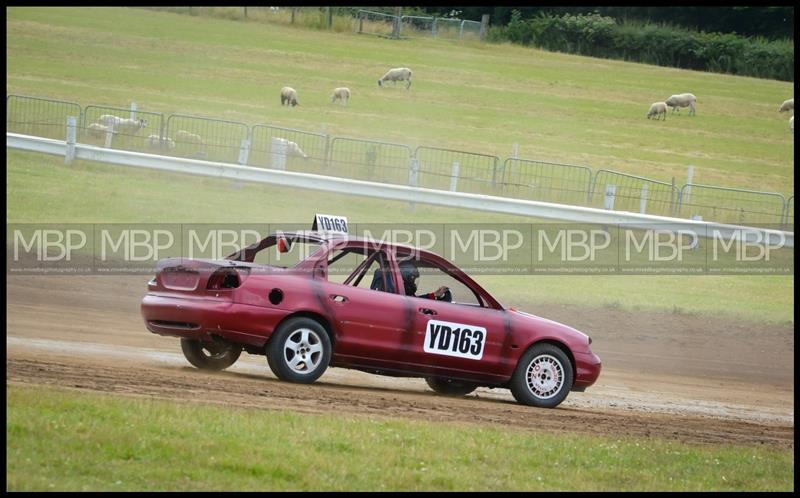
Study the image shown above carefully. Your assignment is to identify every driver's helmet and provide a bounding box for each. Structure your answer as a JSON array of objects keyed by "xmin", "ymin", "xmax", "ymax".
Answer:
[{"xmin": 398, "ymin": 260, "xmax": 419, "ymax": 295}]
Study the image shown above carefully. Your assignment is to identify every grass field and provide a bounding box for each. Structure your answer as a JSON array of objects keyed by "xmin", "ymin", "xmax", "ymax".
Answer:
[
  {"xmin": 6, "ymin": 7, "xmax": 794, "ymax": 193},
  {"xmin": 5, "ymin": 8, "xmax": 795, "ymax": 492},
  {"xmin": 6, "ymin": 385, "xmax": 794, "ymax": 491}
]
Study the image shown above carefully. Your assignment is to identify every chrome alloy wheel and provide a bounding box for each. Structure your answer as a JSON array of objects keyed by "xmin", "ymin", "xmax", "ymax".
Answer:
[
  {"xmin": 283, "ymin": 327, "xmax": 324, "ymax": 374},
  {"xmin": 525, "ymin": 354, "xmax": 564, "ymax": 399}
]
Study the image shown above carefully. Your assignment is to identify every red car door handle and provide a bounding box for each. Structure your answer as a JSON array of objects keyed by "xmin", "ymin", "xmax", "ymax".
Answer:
[
  {"xmin": 418, "ymin": 308, "xmax": 437, "ymax": 315},
  {"xmin": 330, "ymin": 294, "xmax": 348, "ymax": 303}
]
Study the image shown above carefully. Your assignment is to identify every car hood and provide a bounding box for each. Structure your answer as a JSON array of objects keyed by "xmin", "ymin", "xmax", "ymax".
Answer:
[{"xmin": 508, "ymin": 308, "xmax": 592, "ymax": 350}]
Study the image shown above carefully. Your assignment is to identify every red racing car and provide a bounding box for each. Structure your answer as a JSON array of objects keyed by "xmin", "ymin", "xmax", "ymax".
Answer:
[{"xmin": 141, "ymin": 227, "xmax": 601, "ymax": 408}]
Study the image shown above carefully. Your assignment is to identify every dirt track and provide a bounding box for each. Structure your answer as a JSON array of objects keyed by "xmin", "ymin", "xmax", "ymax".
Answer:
[{"xmin": 6, "ymin": 275, "xmax": 795, "ymax": 448}]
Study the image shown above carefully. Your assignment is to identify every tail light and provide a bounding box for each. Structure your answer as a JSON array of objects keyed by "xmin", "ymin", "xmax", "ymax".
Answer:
[{"xmin": 207, "ymin": 268, "xmax": 249, "ymax": 290}]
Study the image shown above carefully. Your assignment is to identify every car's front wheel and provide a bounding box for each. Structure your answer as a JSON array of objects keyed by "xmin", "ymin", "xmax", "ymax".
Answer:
[
  {"xmin": 266, "ymin": 317, "xmax": 331, "ymax": 383},
  {"xmin": 509, "ymin": 343, "xmax": 573, "ymax": 408},
  {"xmin": 180, "ymin": 338, "xmax": 242, "ymax": 371},
  {"xmin": 425, "ymin": 377, "xmax": 479, "ymax": 396}
]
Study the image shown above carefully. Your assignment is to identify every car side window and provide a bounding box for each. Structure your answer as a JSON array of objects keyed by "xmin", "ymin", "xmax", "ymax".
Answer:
[
  {"xmin": 416, "ymin": 262, "xmax": 484, "ymax": 307},
  {"xmin": 326, "ymin": 249, "xmax": 395, "ymax": 293}
]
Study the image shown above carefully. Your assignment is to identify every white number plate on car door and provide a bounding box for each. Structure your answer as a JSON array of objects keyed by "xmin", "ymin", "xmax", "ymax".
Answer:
[{"xmin": 423, "ymin": 319, "xmax": 487, "ymax": 360}]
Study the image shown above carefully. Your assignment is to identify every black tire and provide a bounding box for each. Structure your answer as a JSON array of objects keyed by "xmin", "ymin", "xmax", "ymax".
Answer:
[
  {"xmin": 509, "ymin": 343, "xmax": 573, "ymax": 408},
  {"xmin": 180, "ymin": 338, "xmax": 242, "ymax": 371},
  {"xmin": 266, "ymin": 317, "xmax": 331, "ymax": 384},
  {"xmin": 425, "ymin": 377, "xmax": 479, "ymax": 396}
]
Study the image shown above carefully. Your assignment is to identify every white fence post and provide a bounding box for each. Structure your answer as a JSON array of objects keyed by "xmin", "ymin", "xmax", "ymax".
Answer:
[
  {"xmin": 130, "ymin": 102, "xmax": 137, "ymax": 120},
  {"xmin": 603, "ymin": 184, "xmax": 616, "ymax": 210},
  {"xmin": 65, "ymin": 116, "xmax": 76, "ymax": 165},
  {"xmin": 408, "ymin": 158, "xmax": 419, "ymax": 211},
  {"xmin": 684, "ymin": 165, "xmax": 694, "ymax": 203},
  {"xmin": 238, "ymin": 138, "xmax": 250, "ymax": 166},
  {"xmin": 510, "ymin": 143, "xmax": 519, "ymax": 185},
  {"xmin": 639, "ymin": 184, "xmax": 649, "ymax": 214},
  {"xmin": 104, "ymin": 124, "xmax": 114, "ymax": 149},
  {"xmin": 271, "ymin": 137, "xmax": 287, "ymax": 171},
  {"xmin": 449, "ymin": 161, "xmax": 460, "ymax": 192}
]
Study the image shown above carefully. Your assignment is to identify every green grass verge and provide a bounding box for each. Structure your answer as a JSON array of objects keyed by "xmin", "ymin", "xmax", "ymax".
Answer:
[
  {"xmin": 6, "ymin": 385, "xmax": 794, "ymax": 491},
  {"xmin": 6, "ymin": 149, "xmax": 794, "ymax": 324}
]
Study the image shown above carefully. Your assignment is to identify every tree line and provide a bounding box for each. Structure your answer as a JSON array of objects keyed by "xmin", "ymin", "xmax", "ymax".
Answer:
[{"xmin": 419, "ymin": 7, "xmax": 794, "ymax": 41}]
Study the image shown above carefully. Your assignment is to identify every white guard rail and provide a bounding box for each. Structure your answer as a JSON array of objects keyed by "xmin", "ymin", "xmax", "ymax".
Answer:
[{"xmin": 7, "ymin": 132, "xmax": 794, "ymax": 248}]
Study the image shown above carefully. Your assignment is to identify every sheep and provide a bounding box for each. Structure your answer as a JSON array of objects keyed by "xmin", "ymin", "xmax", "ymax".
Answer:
[
  {"xmin": 97, "ymin": 114, "xmax": 148, "ymax": 133},
  {"xmin": 378, "ymin": 67, "xmax": 412, "ymax": 89},
  {"xmin": 86, "ymin": 122, "xmax": 112, "ymax": 138},
  {"xmin": 664, "ymin": 93, "xmax": 697, "ymax": 116},
  {"xmin": 273, "ymin": 137, "xmax": 308, "ymax": 159},
  {"xmin": 174, "ymin": 130, "xmax": 203, "ymax": 144},
  {"xmin": 778, "ymin": 98, "xmax": 793, "ymax": 113},
  {"xmin": 331, "ymin": 87, "xmax": 351, "ymax": 105},
  {"xmin": 790, "ymin": 116, "xmax": 794, "ymax": 134},
  {"xmin": 646, "ymin": 102, "xmax": 667, "ymax": 121},
  {"xmin": 280, "ymin": 86, "xmax": 299, "ymax": 107},
  {"xmin": 146, "ymin": 134, "xmax": 176, "ymax": 150}
]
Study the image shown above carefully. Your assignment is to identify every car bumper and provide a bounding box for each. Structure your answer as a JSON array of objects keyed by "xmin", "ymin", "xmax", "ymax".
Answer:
[
  {"xmin": 573, "ymin": 350, "xmax": 602, "ymax": 390},
  {"xmin": 141, "ymin": 293, "xmax": 286, "ymax": 347}
]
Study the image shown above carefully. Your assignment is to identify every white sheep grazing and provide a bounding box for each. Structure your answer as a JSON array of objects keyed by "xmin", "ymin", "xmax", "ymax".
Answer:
[
  {"xmin": 646, "ymin": 102, "xmax": 667, "ymax": 120},
  {"xmin": 378, "ymin": 67, "xmax": 412, "ymax": 89},
  {"xmin": 147, "ymin": 134, "xmax": 176, "ymax": 150},
  {"xmin": 97, "ymin": 114, "xmax": 148, "ymax": 133},
  {"xmin": 665, "ymin": 93, "xmax": 697, "ymax": 116},
  {"xmin": 87, "ymin": 122, "xmax": 112, "ymax": 138},
  {"xmin": 778, "ymin": 98, "xmax": 793, "ymax": 113},
  {"xmin": 274, "ymin": 137, "xmax": 308, "ymax": 159},
  {"xmin": 331, "ymin": 87, "xmax": 351, "ymax": 105},
  {"xmin": 280, "ymin": 86, "xmax": 299, "ymax": 107},
  {"xmin": 174, "ymin": 130, "xmax": 203, "ymax": 144}
]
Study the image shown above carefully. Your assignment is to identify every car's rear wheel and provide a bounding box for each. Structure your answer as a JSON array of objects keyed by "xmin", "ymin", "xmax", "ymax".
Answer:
[
  {"xmin": 509, "ymin": 343, "xmax": 573, "ymax": 408},
  {"xmin": 266, "ymin": 317, "xmax": 331, "ymax": 384},
  {"xmin": 425, "ymin": 377, "xmax": 479, "ymax": 396},
  {"xmin": 180, "ymin": 338, "xmax": 242, "ymax": 371}
]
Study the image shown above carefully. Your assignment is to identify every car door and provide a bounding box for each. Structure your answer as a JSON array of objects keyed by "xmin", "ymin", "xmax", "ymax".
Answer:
[
  {"xmin": 406, "ymin": 258, "xmax": 509, "ymax": 382},
  {"xmin": 321, "ymin": 246, "xmax": 413, "ymax": 371}
]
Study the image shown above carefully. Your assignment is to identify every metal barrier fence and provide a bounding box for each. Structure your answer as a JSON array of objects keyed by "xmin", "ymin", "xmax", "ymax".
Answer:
[
  {"xmin": 6, "ymin": 95, "xmax": 82, "ymax": 140},
  {"xmin": 458, "ymin": 20, "xmax": 482, "ymax": 40},
  {"xmin": 82, "ymin": 105, "xmax": 165, "ymax": 153},
  {"xmin": 249, "ymin": 124, "xmax": 328, "ymax": 174},
  {"xmin": 356, "ymin": 10, "xmax": 482, "ymax": 40},
  {"xmin": 165, "ymin": 114, "xmax": 249, "ymax": 163},
  {"xmin": 500, "ymin": 158, "xmax": 594, "ymax": 206},
  {"xmin": 6, "ymin": 93, "xmax": 795, "ymax": 230},
  {"xmin": 328, "ymin": 137, "xmax": 413, "ymax": 185},
  {"xmin": 355, "ymin": 9, "xmax": 397, "ymax": 38},
  {"xmin": 414, "ymin": 146, "xmax": 500, "ymax": 194},
  {"xmin": 591, "ymin": 169, "xmax": 678, "ymax": 217},
  {"xmin": 400, "ymin": 15, "xmax": 435, "ymax": 39},
  {"xmin": 678, "ymin": 183, "xmax": 787, "ymax": 225},
  {"xmin": 432, "ymin": 18, "xmax": 463, "ymax": 39}
]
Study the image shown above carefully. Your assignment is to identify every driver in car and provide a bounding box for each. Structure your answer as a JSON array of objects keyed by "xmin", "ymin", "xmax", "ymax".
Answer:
[{"xmin": 399, "ymin": 260, "xmax": 450, "ymax": 301}]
